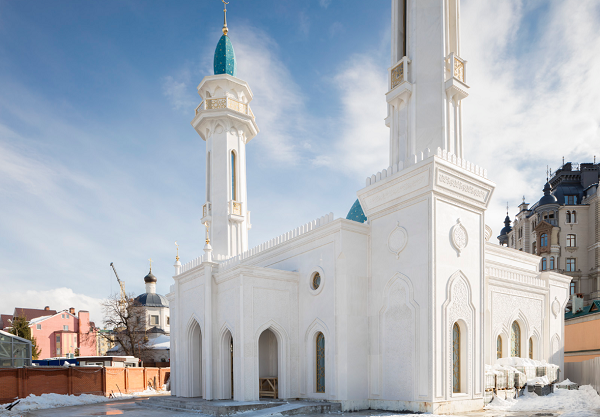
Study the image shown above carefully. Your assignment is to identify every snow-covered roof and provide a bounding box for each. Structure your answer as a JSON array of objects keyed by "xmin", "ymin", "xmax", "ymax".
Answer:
[
  {"xmin": 148, "ymin": 335, "xmax": 170, "ymax": 350},
  {"xmin": 29, "ymin": 315, "xmax": 54, "ymax": 325}
]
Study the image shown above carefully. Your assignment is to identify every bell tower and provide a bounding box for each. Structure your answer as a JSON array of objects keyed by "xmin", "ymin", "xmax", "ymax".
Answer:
[
  {"xmin": 386, "ymin": 0, "xmax": 468, "ymax": 167},
  {"xmin": 191, "ymin": 2, "xmax": 259, "ymax": 259}
]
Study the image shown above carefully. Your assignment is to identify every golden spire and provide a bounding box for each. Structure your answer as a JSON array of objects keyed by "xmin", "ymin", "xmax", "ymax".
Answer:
[
  {"xmin": 222, "ymin": 0, "xmax": 229, "ymax": 36},
  {"xmin": 204, "ymin": 222, "xmax": 211, "ymax": 244},
  {"xmin": 175, "ymin": 241, "xmax": 180, "ymax": 262}
]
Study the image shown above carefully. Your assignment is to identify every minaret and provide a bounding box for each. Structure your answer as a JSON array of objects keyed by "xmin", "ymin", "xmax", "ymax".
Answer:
[
  {"xmin": 386, "ymin": 0, "xmax": 468, "ymax": 167},
  {"xmin": 191, "ymin": 1, "xmax": 259, "ymax": 259}
]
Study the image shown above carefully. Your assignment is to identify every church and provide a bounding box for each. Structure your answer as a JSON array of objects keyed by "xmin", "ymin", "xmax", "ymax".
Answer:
[{"xmin": 166, "ymin": 1, "xmax": 571, "ymax": 414}]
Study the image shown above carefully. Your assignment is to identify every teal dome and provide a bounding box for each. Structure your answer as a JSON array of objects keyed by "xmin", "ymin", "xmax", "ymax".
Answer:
[
  {"xmin": 214, "ymin": 34, "xmax": 237, "ymax": 77},
  {"xmin": 346, "ymin": 199, "xmax": 367, "ymax": 223}
]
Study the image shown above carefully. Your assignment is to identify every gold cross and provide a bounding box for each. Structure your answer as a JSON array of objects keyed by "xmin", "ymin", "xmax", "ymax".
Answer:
[
  {"xmin": 148, "ymin": 258, "xmax": 153, "ymax": 271},
  {"xmin": 175, "ymin": 242, "xmax": 179, "ymax": 261}
]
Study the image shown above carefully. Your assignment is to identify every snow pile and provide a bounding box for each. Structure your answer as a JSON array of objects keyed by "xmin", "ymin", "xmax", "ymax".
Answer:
[
  {"xmin": 0, "ymin": 393, "xmax": 132, "ymax": 415},
  {"xmin": 147, "ymin": 334, "xmax": 170, "ymax": 350},
  {"xmin": 559, "ymin": 378, "xmax": 578, "ymax": 386},
  {"xmin": 485, "ymin": 384, "xmax": 600, "ymax": 412}
]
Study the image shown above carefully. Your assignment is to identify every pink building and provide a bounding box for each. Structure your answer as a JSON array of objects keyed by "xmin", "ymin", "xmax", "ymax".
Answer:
[{"xmin": 3, "ymin": 306, "xmax": 97, "ymax": 359}]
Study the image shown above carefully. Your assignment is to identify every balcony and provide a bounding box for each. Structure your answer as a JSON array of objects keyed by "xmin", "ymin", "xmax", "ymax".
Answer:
[
  {"xmin": 390, "ymin": 56, "xmax": 410, "ymax": 89},
  {"xmin": 201, "ymin": 202, "xmax": 211, "ymax": 224},
  {"xmin": 195, "ymin": 97, "xmax": 254, "ymax": 119},
  {"xmin": 228, "ymin": 200, "xmax": 243, "ymax": 222},
  {"xmin": 444, "ymin": 53, "xmax": 469, "ymax": 101}
]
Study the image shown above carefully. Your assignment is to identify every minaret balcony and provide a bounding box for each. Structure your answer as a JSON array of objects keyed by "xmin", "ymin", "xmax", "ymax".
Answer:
[
  {"xmin": 201, "ymin": 202, "xmax": 212, "ymax": 224},
  {"xmin": 386, "ymin": 56, "xmax": 413, "ymax": 108},
  {"xmin": 444, "ymin": 53, "xmax": 469, "ymax": 101},
  {"xmin": 195, "ymin": 97, "xmax": 255, "ymax": 119},
  {"xmin": 228, "ymin": 200, "xmax": 244, "ymax": 222}
]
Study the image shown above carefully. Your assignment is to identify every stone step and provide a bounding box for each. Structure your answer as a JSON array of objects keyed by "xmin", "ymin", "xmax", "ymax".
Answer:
[{"xmin": 139, "ymin": 397, "xmax": 341, "ymax": 416}]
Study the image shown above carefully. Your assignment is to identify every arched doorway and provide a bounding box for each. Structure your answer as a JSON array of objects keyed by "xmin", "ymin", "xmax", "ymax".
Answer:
[
  {"xmin": 189, "ymin": 320, "xmax": 202, "ymax": 397},
  {"xmin": 221, "ymin": 329, "xmax": 234, "ymax": 399},
  {"xmin": 258, "ymin": 329, "xmax": 278, "ymax": 398}
]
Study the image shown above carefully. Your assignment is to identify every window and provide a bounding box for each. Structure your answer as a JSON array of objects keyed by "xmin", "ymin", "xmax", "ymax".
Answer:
[
  {"xmin": 570, "ymin": 281, "xmax": 576, "ymax": 295},
  {"xmin": 56, "ymin": 348, "xmax": 61, "ymax": 355},
  {"xmin": 541, "ymin": 233, "xmax": 548, "ymax": 247},
  {"xmin": 61, "ymin": 314, "xmax": 65, "ymax": 319},
  {"xmin": 565, "ymin": 195, "xmax": 577, "ymax": 205},
  {"xmin": 550, "ymin": 257, "xmax": 555, "ymax": 270},
  {"xmin": 56, "ymin": 335, "xmax": 61, "ymax": 343},
  {"xmin": 566, "ymin": 211, "xmax": 571, "ymax": 223},
  {"xmin": 63, "ymin": 325, "xmax": 69, "ymax": 331},
  {"xmin": 206, "ymin": 152, "xmax": 211, "ymax": 201},
  {"xmin": 150, "ymin": 315, "xmax": 159, "ymax": 326},
  {"xmin": 566, "ymin": 258, "xmax": 576, "ymax": 272},
  {"xmin": 36, "ymin": 324, "xmax": 41, "ymax": 330},
  {"xmin": 567, "ymin": 234, "xmax": 576, "ymax": 247},
  {"xmin": 231, "ymin": 151, "xmax": 237, "ymax": 200},
  {"xmin": 572, "ymin": 211, "xmax": 577, "ymax": 223},
  {"xmin": 497, "ymin": 336, "xmax": 502, "ymax": 359},
  {"xmin": 529, "ymin": 338, "xmax": 533, "ymax": 359},
  {"xmin": 452, "ymin": 323, "xmax": 461, "ymax": 393},
  {"xmin": 316, "ymin": 332, "xmax": 325, "ymax": 393},
  {"xmin": 541, "ymin": 258, "xmax": 547, "ymax": 271},
  {"xmin": 532, "ymin": 241, "xmax": 536, "ymax": 254},
  {"xmin": 167, "ymin": 317, "xmax": 170, "ymax": 325},
  {"xmin": 511, "ymin": 321, "xmax": 521, "ymax": 357},
  {"xmin": 312, "ymin": 272, "xmax": 321, "ymax": 290}
]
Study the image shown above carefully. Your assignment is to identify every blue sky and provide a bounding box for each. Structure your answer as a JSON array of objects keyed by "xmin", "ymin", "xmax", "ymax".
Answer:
[{"xmin": 1, "ymin": 1, "xmax": 599, "ymax": 324}]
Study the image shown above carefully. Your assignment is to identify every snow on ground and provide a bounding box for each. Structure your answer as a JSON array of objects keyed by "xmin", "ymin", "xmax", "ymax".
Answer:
[
  {"xmin": 485, "ymin": 384, "xmax": 600, "ymax": 414},
  {"xmin": 0, "ymin": 389, "xmax": 169, "ymax": 416}
]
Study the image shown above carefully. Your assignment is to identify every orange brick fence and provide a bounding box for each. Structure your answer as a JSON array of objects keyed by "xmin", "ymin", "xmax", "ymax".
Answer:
[{"xmin": 0, "ymin": 367, "xmax": 170, "ymax": 404}]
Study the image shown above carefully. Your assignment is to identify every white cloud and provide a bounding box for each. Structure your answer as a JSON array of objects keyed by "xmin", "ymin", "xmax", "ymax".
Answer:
[
  {"xmin": 162, "ymin": 71, "xmax": 196, "ymax": 113},
  {"xmin": 461, "ymin": 0, "xmax": 600, "ymax": 231},
  {"xmin": 319, "ymin": 0, "xmax": 332, "ymax": 9},
  {"xmin": 0, "ymin": 288, "xmax": 105, "ymax": 328},
  {"xmin": 313, "ymin": 53, "xmax": 388, "ymax": 178}
]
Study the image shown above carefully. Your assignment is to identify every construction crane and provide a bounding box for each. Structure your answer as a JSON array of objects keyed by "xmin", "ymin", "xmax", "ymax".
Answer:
[{"xmin": 110, "ymin": 262, "xmax": 127, "ymax": 303}]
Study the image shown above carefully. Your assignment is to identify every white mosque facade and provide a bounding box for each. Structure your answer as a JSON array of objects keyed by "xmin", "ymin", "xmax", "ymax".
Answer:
[{"xmin": 166, "ymin": 1, "xmax": 571, "ymax": 413}]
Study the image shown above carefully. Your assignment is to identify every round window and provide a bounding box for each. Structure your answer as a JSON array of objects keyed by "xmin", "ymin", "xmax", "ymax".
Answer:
[{"xmin": 312, "ymin": 272, "xmax": 321, "ymax": 290}]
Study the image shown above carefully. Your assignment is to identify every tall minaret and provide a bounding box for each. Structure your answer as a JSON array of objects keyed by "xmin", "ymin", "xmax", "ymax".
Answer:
[
  {"xmin": 386, "ymin": 0, "xmax": 468, "ymax": 168},
  {"xmin": 191, "ymin": 2, "xmax": 259, "ymax": 259}
]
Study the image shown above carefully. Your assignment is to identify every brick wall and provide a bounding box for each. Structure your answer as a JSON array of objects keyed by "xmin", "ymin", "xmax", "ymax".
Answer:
[{"xmin": 0, "ymin": 367, "xmax": 170, "ymax": 403}]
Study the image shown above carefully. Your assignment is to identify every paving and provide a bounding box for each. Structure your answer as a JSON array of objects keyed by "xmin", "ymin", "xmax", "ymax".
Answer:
[{"xmin": 9, "ymin": 397, "xmax": 600, "ymax": 417}]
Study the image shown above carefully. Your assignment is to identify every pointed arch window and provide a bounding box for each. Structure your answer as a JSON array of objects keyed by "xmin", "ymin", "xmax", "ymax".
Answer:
[
  {"xmin": 529, "ymin": 337, "xmax": 533, "ymax": 359},
  {"xmin": 316, "ymin": 332, "xmax": 325, "ymax": 393},
  {"xmin": 497, "ymin": 336, "xmax": 502, "ymax": 359},
  {"xmin": 511, "ymin": 321, "xmax": 521, "ymax": 357},
  {"xmin": 452, "ymin": 323, "xmax": 461, "ymax": 393},
  {"xmin": 231, "ymin": 151, "xmax": 237, "ymax": 201}
]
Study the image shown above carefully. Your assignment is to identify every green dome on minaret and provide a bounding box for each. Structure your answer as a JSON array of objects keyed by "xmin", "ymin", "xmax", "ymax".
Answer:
[
  {"xmin": 213, "ymin": 34, "xmax": 237, "ymax": 77},
  {"xmin": 213, "ymin": 0, "xmax": 237, "ymax": 77}
]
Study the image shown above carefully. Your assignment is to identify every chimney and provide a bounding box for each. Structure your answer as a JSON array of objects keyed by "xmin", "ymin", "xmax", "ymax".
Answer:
[
  {"xmin": 44, "ymin": 306, "xmax": 50, "ymax": 311},
  {"xmin": 571, "ymin": 293, "xmax": 584, "ymax": 314},
  {"xmin": 69, "ymin": 307, "xmax": 75, "ymax": 315}
]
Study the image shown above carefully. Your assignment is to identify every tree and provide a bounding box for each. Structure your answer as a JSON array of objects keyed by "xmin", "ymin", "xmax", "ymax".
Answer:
[
  {"xmin": 9, "ymin": 315, "xmax": 42, "ymax": 360},
  {"xmin": 100, "ymin": 293, "xmax": 150, "ymax": 360}
]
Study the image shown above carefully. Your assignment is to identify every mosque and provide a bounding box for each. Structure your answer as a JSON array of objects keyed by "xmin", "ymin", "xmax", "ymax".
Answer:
[{"xmin": 166, "ymin": 0, "xmax": 571, "ymax": 413}]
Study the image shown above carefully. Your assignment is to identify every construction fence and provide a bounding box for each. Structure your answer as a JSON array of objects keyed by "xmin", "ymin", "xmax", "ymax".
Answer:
[
  {"xmin": 0, "ymin": 366, "xmax": 170, "ymax": 404},
  {"xmin": 565, "ymin": 357, "xmax": 600, "ymax": 394}
]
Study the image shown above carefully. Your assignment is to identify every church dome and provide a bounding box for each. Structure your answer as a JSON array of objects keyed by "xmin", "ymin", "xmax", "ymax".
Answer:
[
  {"xmin": 500, "ymin": 215, "xmax": 512, "ymax": 236},
  {"xmin": 135, "ymin": 293, "xmax": 169, "ymax": 308},
  {"xmin": 538, "ymin": 182, "xmax": 558, "ymax": 206},
  {"xmin": 144, "ymin": 271, "xmax": 157, "ymax": 283},
  {"xmin": 346, "ymin": 199, "xmax": 367, "ymax": 223},
  {"xmin": 214, "ymin": 34, "xmax": 237, "ymax": 77}
]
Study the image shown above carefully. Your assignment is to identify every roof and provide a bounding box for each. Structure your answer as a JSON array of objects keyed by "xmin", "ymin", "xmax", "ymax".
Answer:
[
  {"xmin": 213, "ymin": 34, "xmax": 237, "ymax": 76},
  {"xmin": 148, "ymin": 334, "xmax": 170, "ymax": 350},
  {"xmin": 134, "ymin": 293, "xmax": 169, "ymax": 308},
  {"xmin": 144, "ymin": 271, "xmax": 157, "ymax": 283},
  {"xmin": 13, "ymin": 308, "xmax": 57, "ymax": 322},
  {"xmin": 0, "ymin": 314, "xmax": 13, "ymax": 329},
  {"xmin": 565, "ymin": 301, "xmax": 600, "ymax": 320},
  {"xmin": 346, "ymin": 199, "xmax": 367, "ymax": 223},
  {"xmin": 29, "ymin": 315, "xmax": 54, "ymax": 325},
  {"xmin": 0, "ymin": 329, "xmax": 32, "ymax": 345}
]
